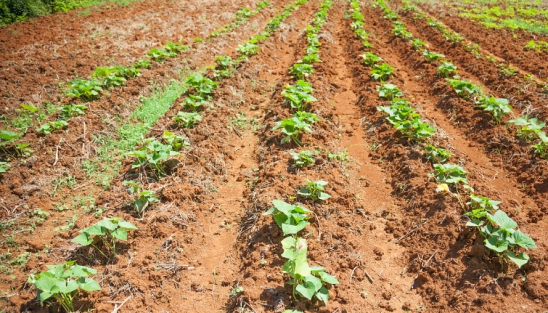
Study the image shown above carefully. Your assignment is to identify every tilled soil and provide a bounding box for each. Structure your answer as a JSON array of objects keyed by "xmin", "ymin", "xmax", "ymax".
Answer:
[{"xmin": 1, "ymin": 0, "xmax": 548, "ymax": 312}]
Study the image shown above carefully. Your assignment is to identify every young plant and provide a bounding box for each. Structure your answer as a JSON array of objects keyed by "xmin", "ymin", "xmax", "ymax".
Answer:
[
  {"xmin": 281, "ymin": 236, "xmax": 339, "ymax": 302},
  {"xmin": 395, "ymin": 117, "xmax": 436, "ymax": 142},
  {"xmin": 446, "ymin": 78, "xmax": 481, "ymax": 99},
  {"xmin": 360, "ymin": 52, "xmax": 382, "ymax": 66},
  {"xmin": 282, "ymin": 80, "xmax": 317, "ymax": 111},
  {"xmin": 437, "ymin": 61, "xmax": 457, "ymax": 77},
  {"xmin": 36, "ymin": 120, "xmax": 68, "ymax": 135},
  {"xmin": 134, "ymin": 59, "xmax": 152, "ymax": 69},
  {"xmin": 377, "ymin": 83, "xmax": 403, "ymax": 100},
  {"xmin": 507, "ymin": 116, "xmax": 546, "ymax": 140},
  {"xmin": 272, "ymin": 111, "xmax": 319, "ymax": 146},
  {"xmin": 58, "ymin": 104, "xmax": 87, "ymax": 120},
  {"xmin": 173, "ymin": 111, "xmax": 202, "ymax": 128},
  {"xmin": 186, "ymin": 74, "xmax": 218, "ymax": 100},
  {"xmin": 123, "ymin": 181, "xmax": 160, "ymax": 216},
  {"xmin": 392, "ymin": 22, "xmax": 413, "ymax": 40},
  {"xmin": 411, "ymin": 38, "xmax": 428, "ymax": 50},
  {"xmin": 127, "ymin": 138, "xmax": 180, "ymax": 176},
  {"xmin": 290, "ymin": 63, "xmax": 315, "ymax": 80},
  {"xmin": 92, "ymin": 66, "xmax": 127, "ymax": 88},
  {"xmin": 470, "ymin": 210, "xmax": 536, "ymax": 268},
  {"xmin": 0, "ymin": 161, "xmax": 10, "ymax": 174},
  {"xmin": 237, "ymin": 41, "xmax": 260, "ymax": 57},
  {"xmin": 162, "ymin": 130, "xmax": 189, "ymax": 151},
  {"xmin": 264, "ymin": 200, "xmax": 313, "ymax": 236},
  {"xmin": 422, "ymin": 51, "xmax": 445, "ymax": 62},
  {"xmin": 431, "ymin": 163, "xmax": 468, "ymax": 187},
  {"xmin": 465, "ymin": 194, "xmax": 501, "ymax": 221},
  {"xmin": 65, "ymin": 79, "xmax": 103, "ymax": 101},
  {"xmin": 533, "ymin": 132, "xmax": 548, "ymax": 158},
  {"xmin": 147, "ymin": 48, "xmax": 177, "ymax": 62},
  {"xmin": 475, "ymin": 96, "xmax": 512, "ymax": 124},
  {"xmin": 370, "ymin": 63, "xmax": 395, "ymax": 81},
  {"xmin": 72, "ymin": 217, "xmax": 137, "ymax": 257},
  {"xmin": 290, "ymin": 150, "xmax": 315, "ymax": 168},
  {"xmin": 297, "ymin": 180, "xmax": 331, "ymax": 202},
  {"xmin": 165, "ymin": 41, "xmax": 189, "ymax": 54},
  {"xmin": 27, "ymin": 261, "xmax": 101, "ymax": 312},
  {"xmin": 424, "ymin": 145, "xmax": 451, "ymax": 163}
]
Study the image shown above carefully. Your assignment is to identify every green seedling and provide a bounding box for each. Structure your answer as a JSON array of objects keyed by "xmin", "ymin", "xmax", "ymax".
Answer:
[
  {"xmin": 281, "ymin": 236, "xmax": 339, "ymax": 302},
  {"xmin": 162, "ymin": 130, "xmax": 189, "ymax": 151},
  {"xmin": 411, "ymin": 38, "xmax": 428, "ymax": 50},
  {"xmin": 36, "ymin": 121, "xmax": 68, "ymax": 135},
  {"xmin": 58, "ymin": 104, "xmax": 87, "ymax": 120},
  {"xmin": 446, "ymin": 78, "xmax": 481, "ymax": 99},
  {"xmin": 282, "ymin": 80, "xmax": 317, "ymax": 110},
  {"xmin": 465, "ymin": 194, "xmax": 501, "ymax": 221},
  {"xmin": 431, "ymin": 163, "xmax": 468, "ymax": 187},
  {"xmin": 147, "ymin": 48, "xmax": 177, "ymax": 62},
  {"xmin": 27, "ymin": 261, "xmax": 101, "ymax": 312},
  {"xmin": 272, "ymin": 111, "xmax": 319, "ymax": 146},
  {"xmin": 65, "ymin": 79, "xmax": 103, "ymax": 101},
  {"xmin": 92, "ymin": 66, "xmax": 126, "ymax": 88},
  {"xmin": 499, "ymin": 64, "xmax": 518, "ymax": 77},
  {"xmin": 533, "ymin": 132, "xmax": 548, "ymax": 158},
  {"xmin": 525, "ymin": 40, "xmax": 548, "ymax": 53},
  {"xmin": 424, "ymin": 145, "xmax": 451, "ymax": 163},
  {"xmin": 328, "ymin": 150, "xmax": 348, "ymax": 162},
  {"xmin": 0, "ymin": 130, "xmax": 20, "ymax": 153},
  {"xmin": 469, "ymin": 210, "xmax": 536, "ymax": 268},
  {"xmin": 186, "ymin": 73, "xmax": 218, "ymax": 99},
  {"xmin": 237, "ymin": 41, "xmax": 260, "ymax": 57},
  {"xmin": 15, "ymin": 143, "xmax": 33, "ymax": 157},
  {"xmin": 127, "ymin": 138, "xmax": 180, "ymax": 176},
  {"xmin": 264, "ymin": 200, "xmax": 313, "ymax": 236},
  {"xmin": 370, "ymin": 63, "xmax": 395, "ymax": 81},
  {"xmin": 290, "ymin": 63, "xmax": 315, "ymax": 80},
  {"xmin": 133, "ymin": 59, "xmax": 152, "ymax": 69},
  {"xmin": 360, "ymin": 52, "xmax": 382, "ymax": 66},
  {"xmin": 437, "ymin": 61, "xmax": 458, "ymax": 77},
  {"xmin": 182, "ymin": 94, "xmax": 208, "ymax": 111},
  {"xmin": 507, "ymin": 116, "xmax": 545, "ymax": 140},
  {"xmin": 72, "ymin": 217, "xmax": 137, "ymax": 257},
  {"xmin": 173, "ymin": 111, "xmax": 202, "ymax": 128},
  {"xmin": 123, "ymin": 181, "xmax": 160, "ymax": 216},
  {"xmin": 475, "ymin": 96, "xmax": 512, "ymax": 124},
  {"xmin": 422, "ymin": 51, "xmax": 445, "ymax": 62},
  {"xmin": 392, "ymin": 22, "xmax": 413, "ymax": 40},
  {"xmin": 298, "ymin": 180, "xmax": 331, "ymax": 202},
  {"xmin": 0, "ymin": 161, "xmax": 9, "ymax": 174},
  {"xmin": 290, "ymin": 150, "xmax": 315, "ymax": 168},
  {"xmin": 302, "ymin": 53, "xmax": 321, "ymax": 64},
  {"xmin": 165, "ymin": 41, "xmax": 189, "ymax": 54},
  {"xmin": 377, "ymin": 83, "xmax": 403, "ymax": 100}
]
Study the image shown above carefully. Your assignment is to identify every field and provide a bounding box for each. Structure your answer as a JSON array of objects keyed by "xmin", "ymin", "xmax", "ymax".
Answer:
[{"xmin": 1, "ymin": 0, "xmax": 548, "ymax": 312}]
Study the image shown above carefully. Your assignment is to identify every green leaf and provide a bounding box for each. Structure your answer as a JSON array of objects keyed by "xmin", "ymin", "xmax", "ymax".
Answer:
[
  {"xmin": 118, "ymin": 221, "xmax": 137, "ymax": 230},
  {"xmin": 487, "ymin": 210, "xmax": 517, "ymax": 230},
  {"xmin": 38, "ymin": 291, "xmax": 53, "ymax": 303},
  {"xmin": 34, "ymin": 274, "xmax": 57, "ymax": 292},
  {"xmin": 513, "ymin": 230, "xmax": 537, "ymax": 249},
  {"xmin": 72, "ymin": 233, "xmax": 93, "ymax": 246},
  {"xmin": 111, "ymin": 228, "xmax": 128, "ymax": 241},
  {"xmin": 70, "ymin": 265, "xmax": 97, "ymax": 277},
  {"xmin": 295, "ymin": 281, "xmax": 316, "ymax": 300},
  {"xmin": 57, "ymin": 279, "xmax": 79, "ymax": 294},
  {"xmin": 319, "ymin": 272, "xmax": 339, "ymax": 284},
  {"xmin": 281, "ymin": 221, "xmax": 310, "ymax": 236},
  {"xmin": 466, "ymin": 219, "xmax": 484, "ymax": 227},
  {"xmin": 78, "ymin": 277, "xmax": 101, "ymax": 291},
  {"xmin": 507, "ymin": 251, "xmax": 530, "ymax": 268},
  {"xmin": 315, "ymin": 286, "xmax": 329, "ymax": 303},
  {"xmin": 485, "ymin": 237, "xmax": 509, "ymax": 253}
]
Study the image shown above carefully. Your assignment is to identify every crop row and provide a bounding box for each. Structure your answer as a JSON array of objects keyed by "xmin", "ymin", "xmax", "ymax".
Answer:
[
  {"xmin": 350, "ymin": 0, "xmax": 537, "ymax": 269},
  {"xmin": 374, "ymin": 0, "xmax": 548, "ymax": 161},
  {"xmin": 0, "ymin": 1, "xmax": 273, "ymax": 174},
  {"xmin": 22, "ymin": 0, "xmax": 309, "ymax": 310}
]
